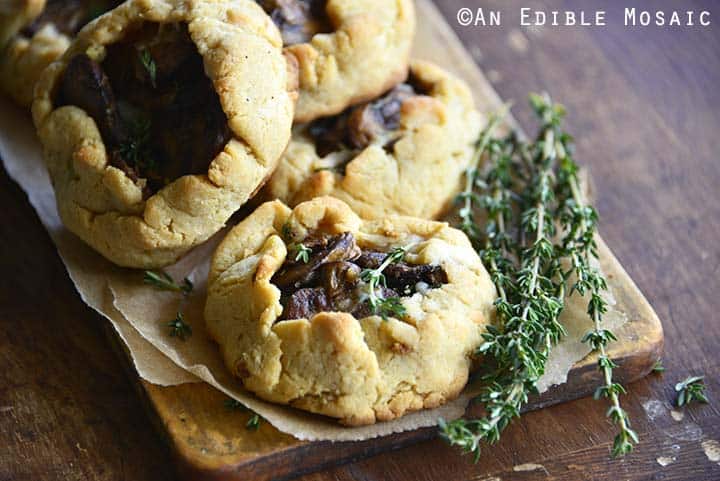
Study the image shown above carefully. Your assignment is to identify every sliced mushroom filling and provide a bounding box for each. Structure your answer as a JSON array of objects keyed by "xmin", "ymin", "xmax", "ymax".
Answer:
[
  {"xmin": 307, "ymin": 83, "xmax": 421, "ymax": 169},
  {"xmin": 21, "ymin": 0, "xmax": 122, "ymax": 37},
  {"xmin": 271, "ymin": 232, "xmax": 448, "ymax": 321},
  {"xmin": 257, "ymin": 0, "xmax": 332, "ymax": 46},
  {"xmin": 55, "ymin": 22, "xmax": 231, "ymax": 196}
]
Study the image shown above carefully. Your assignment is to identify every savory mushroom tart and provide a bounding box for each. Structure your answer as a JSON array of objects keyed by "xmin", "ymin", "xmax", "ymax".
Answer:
[
  {"xmin": 32, "ymin": 0, "xmax": 297, "ymax": 268},
  {"xmin": 205, "ymin": 197, "xmax": 496, "ymax": 425},
  {"xmin": 261, "ymin": 60, "xmax": 484, "ymax": 220},
  {"xmin": 1, "ymin": 0, "xmax": 123, "ymax": 106},
  {"xmin": 256, "ymin": 0, "xmax": 415, "ymax": 122}
]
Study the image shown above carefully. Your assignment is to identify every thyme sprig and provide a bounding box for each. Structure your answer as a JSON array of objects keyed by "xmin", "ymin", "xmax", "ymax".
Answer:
[
  {"xmin": 143, "ymin": 270, "xmax": 193, "ymax": 295},
  {"xmin": 675, "ymin": 375, "xmax": 708, "ymax": 407},
  {"xmin": 144, "ymin": 270, "xmax": 194, "ymax": 340},
  {"xmin": 546, "ymin": 91, "xmax": 638, "ymax": 457},
  {"xmin": 456, "ymin": 105, "xmax": 510, "ymax": 243},
  {"xmin": 360, "ymin": 246, "xmax": 409, "ymax": 320},
  {"xmin": 442, "ymin": 96, "xmax": 568, "ymax": 461},
  {"xmin": 441, "ymin": 93, "xmax": 635, "ymax": 461}
]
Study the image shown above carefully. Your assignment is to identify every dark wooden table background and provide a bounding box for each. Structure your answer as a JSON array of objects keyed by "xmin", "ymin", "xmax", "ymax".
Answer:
[{"xmin": 1, "ymin": 0, "xmax": 719, "ymax": 479}]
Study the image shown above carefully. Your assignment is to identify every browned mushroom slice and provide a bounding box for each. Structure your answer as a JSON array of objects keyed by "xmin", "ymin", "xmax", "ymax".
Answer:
[
  {"xmin": 346, "ymin": 84, "xmax": 415, "ymax": 149},
  {"xmin": 278, "ymin": 287, "xmax": 331, "ymax": 321},
  {"xmin": 353, "ymin": 251, "xmax": 385, "ymax": 269},
  {"xmin": 317, "ymin": 261, "xmax": 361, "ymax": 311},
  {"xmin": 272, "ymin": 231, "xmax": 449, "ymax": 320},
  {"xmin": 272, "ymin": 232, "xmax": 360, "ymax": 292},
  {"xmin": 258, "ymin": 0, "xmax": 331, "ymax": 46},
  {"xmin": 355, "ymin": 251, "xmax": 449, "ymax": 291},
  {"xmin": 308, "ymin": 83, "xmax": 418, "ymax": 157},
  {"xmin": 103, "ymin": 24, "xmax": 197, "ymax": 104},
  {"xmin": 57, "ymin": 54, "xmax": 127, "ymax": 148},
  {"xmin": 55, "ymin": 22, "xmax": 232, "ymax": 196},
  {"xmin": 153, "ymin": 69, "xmax": 231, "ymax": 185},
  {"xmin": 385, "ymin": 263, "xmax": 448, "ymax": 292},
  {"xmin": 308, "ymin": 113, "xmax": 351, "ymax": 158},
  {"xmin": 22, "ymin": 0, "xmax": 122, "ymax": 37}
]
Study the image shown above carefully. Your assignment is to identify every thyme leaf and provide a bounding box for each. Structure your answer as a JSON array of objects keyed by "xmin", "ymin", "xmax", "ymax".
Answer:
[
  {"xmin": 119, "ymin": 117, "xmax": 155, "ymax": 171},
  {"xmin": 652, "ymin": 359, "xmax": 665, "ymax": 373},
  {"xmin": 168, "ymin": 312, "xmax": 192, "ymax": 341},
  {"xmin": 548, "ymin": 90, "xmax": 637, "ymax": 458},
  {"xmin": 143, "ymin": 270, "xmax": 193, "ymax": 295},
  {"xmin": 225, "ymin": 398, "xmax": 263, "ymax": 431},
  {"xmin": 289, "ymin": 243, "xmax": 312, "ymax": 263},
  {"xmin": 375, "ymin": 296, "xmax": 407, "ymax": 321},
  {"xmin": 675, "ymin": 375, "xmax": 708, "ymax": 407},
  {"xmin": 246, "ymin": 414, "xmax": 261, "ymax": 431}
]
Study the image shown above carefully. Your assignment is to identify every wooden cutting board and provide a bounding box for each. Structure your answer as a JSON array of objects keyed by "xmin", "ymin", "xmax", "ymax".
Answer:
[{"xmin": 106, "ymin": 1, "xmax": 664, "ymax": 480}]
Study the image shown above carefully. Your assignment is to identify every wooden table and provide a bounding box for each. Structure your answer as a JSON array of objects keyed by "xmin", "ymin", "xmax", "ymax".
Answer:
[{"xmin": 1, "ymin": 0, "xmax": 718, "ymax": 479}]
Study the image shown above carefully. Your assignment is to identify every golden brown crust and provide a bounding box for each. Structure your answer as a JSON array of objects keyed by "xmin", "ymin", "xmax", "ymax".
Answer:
[
  {"xmin": 205, "ymin": 197, "xmax": 496, "ymax": 425},
  {"xmin": 32, "ymin": 0, "xmax": 297, "ymax": 268},
  {"xmin": 0, "ymin": 0, "xmax": 44, "ymax": 47},
  {"xmin": 287, "ymin": 0, "xmax": 415, "ymax": 123},
  {"xmin": 0, "ymin": 0, "xmax": 55, "ymax": 106},
  {"xmin": 262, "ymin": 60, "xmax": 484, "ymax": 220},
  {"xmin": 1, "ymin": 23, "xmax": 69, "ymax": 106}
]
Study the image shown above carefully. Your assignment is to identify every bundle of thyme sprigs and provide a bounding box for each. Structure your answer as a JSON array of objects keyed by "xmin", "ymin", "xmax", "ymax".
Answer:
[{"xmin": 440, "ymin": 93, "xmax": 637, "ymax": 460}]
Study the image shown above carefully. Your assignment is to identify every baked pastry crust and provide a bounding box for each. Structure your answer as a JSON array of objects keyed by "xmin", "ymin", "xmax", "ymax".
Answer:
[
  {"xmin": 283, "ymin": 0, "xmax": 415, "ymax": 123},
  {"xmin": 0, "ymin": 0, "xmax": 44, "ymax": 47},
  {"xmin": 1, "ymin": 23, "xmax": 69, "ymax": 106},
  {"xmin": 32, "ymin": 0, "xmax": 297, "ymax": 268},
  {"xmin": 262, "ymin": 60, "xmax": 483, "ymax": 220},
  {"xmin": 205, "ymin": 197, "xmax": 496, "ymax": 425},
  {"xmin": 0, "ymin": 0, "xmax": 58, "ymax": 106}
]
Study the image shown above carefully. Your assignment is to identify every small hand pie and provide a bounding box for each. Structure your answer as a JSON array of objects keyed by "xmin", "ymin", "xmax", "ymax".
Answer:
[
  {"xmin": 257, "ymin": 0, "xmax": 415, "ymax": 122},
  {"xmin": 205, "ymin": 197, "xmax": 496, "ymax": 425},
  {"xmin": 1, "ymin": 0, "xmax": 123, "ymax": 106},
  {"xmin": 262, "ymin": 60, "xmax": 484, "ymax": 220},
  {"xmin": 32, "ymin": 0, "xmax": 297, "ymax": 268}
]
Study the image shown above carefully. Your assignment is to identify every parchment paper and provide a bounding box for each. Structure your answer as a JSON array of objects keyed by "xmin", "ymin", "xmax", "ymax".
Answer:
[
  {"xmin": 0, "ymin": 100, "xmax": 197, "ymax": 387},
  {"xmin": 0, "ymin": 95, "xmax": 625, "ymax": 441}
]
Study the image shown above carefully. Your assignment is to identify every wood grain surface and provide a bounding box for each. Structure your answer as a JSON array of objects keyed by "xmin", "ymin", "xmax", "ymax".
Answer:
[{"xmin": 1, "ymin": 0, "xmax": 718, "ymax": 480}]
